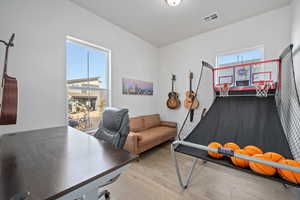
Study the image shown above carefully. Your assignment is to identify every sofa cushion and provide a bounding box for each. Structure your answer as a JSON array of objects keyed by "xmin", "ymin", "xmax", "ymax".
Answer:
[
  {"xmin": 130, "ymin": 117, "xmax": 145, "ymax": 132},
  {"xmin": 138, "ymin": 126, "xmax": 176, "ymax": 147},
  {"xmin": 143, "ymin": 114, "xmax": 161, "ymax": 129}
]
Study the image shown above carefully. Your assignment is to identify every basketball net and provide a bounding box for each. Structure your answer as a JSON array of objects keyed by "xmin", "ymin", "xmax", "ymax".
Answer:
[
  {"xmin": 218, "ymin": 83, "xmax": 230, "ymax": 97},
  {"xmin": 254, "ymin": 82, "xmax": 272, "ymax": 98}
]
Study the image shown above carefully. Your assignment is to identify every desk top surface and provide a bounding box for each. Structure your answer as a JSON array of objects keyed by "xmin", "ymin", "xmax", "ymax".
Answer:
[{"xmin": 0, "ymin": 126, "xmax": 135, "ymax": 200}]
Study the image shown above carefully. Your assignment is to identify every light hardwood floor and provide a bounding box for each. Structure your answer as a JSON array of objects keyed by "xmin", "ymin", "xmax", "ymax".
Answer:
[{"xmin": 106, "ymin": 142, "xmax": 300, "ymax": 200}]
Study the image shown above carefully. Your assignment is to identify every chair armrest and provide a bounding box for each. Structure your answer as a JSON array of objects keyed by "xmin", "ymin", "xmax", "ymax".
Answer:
[
  {"xmin": 124, "ymin": 132, "xmax": 139, "ymax": 155},
  {"xmin": 160, "ymin": 121, "xmax": 177, "ymax": 128}
]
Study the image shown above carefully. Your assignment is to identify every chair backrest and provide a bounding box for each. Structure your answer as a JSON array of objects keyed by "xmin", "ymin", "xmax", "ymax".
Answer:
[{"xmin": 94, "ymin": 107, "xmax": 129, "ymax": 149}]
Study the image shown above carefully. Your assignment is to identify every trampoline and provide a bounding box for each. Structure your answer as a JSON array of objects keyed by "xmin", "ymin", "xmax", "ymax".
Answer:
[{"xmin": 171, "ymin": 45, "xmax": 300, "ymax": 189}]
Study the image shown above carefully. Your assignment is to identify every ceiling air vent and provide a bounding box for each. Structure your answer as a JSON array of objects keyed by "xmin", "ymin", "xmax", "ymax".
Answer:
[{"xmin": 203, "ymin": 13, "xmax": 218, "ymax": 22}]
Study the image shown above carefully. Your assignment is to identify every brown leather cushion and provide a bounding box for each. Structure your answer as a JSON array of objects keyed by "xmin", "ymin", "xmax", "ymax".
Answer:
[
  {"xmin": 143, "ymin": 114, "xmax": 160, "ymax": 129},
  {"xmin": 138, "ymin": 126, "xmax": 176, "ymax": 146},
  {"xmin": 130, "ymin": 117, "xmax": 145, "ymax": 132}
]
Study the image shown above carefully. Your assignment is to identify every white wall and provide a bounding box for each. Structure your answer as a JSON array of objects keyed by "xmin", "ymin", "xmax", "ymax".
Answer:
[
  {"xmin": 0, "ymin": 2, "xmax": 292, "ymax": 136},
  {"xmin": 0, "ymin": 0, "xmax": 159, "ymax": 135},
  {"xmin": 158, "ymin": 6, "xmax": 291, "ymax": 136},
  {"xmin": 291, "ymin": 0, "xmax": 300, "ymax": 92}
]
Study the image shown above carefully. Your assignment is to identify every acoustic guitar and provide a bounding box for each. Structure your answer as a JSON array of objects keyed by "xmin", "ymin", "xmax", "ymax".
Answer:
[
  {"xmin": 0, "ymin": 33, "xmax": 18, "ymax": 125},
  {"xmin": 166, "ymin": 75, "xmax": 180, "ymax": 109},
  {"xmin": 184, "ymin": 72, "xmax": 199, "ymax": 121}
]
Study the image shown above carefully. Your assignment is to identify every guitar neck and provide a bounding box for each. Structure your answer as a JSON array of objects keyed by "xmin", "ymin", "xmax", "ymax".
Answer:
[
  {"xmin": 1, "ymin": 46, "xmax": 9, "ymax": 87},
  {"xmin": 172, "ymin": 80, "xmax": 174, "ymax": 92},
  {"xmin": 1, "ymin": 34, "xmax": 14, "ymax": 80},
  {"xmin": 3, "ymin": 45, "xmax": 9, "ymax": 75}
]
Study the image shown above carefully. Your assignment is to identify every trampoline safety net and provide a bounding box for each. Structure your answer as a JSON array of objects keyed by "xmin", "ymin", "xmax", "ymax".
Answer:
[{"xmin": 276, "ymin": 45, "xmax": 300, "ymax": 161}]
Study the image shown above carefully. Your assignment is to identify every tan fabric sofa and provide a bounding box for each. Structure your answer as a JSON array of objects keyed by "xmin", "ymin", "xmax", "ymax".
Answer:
[{"xmin": 124, "ymin": 114, "xmax": 177, "ymax": 155}]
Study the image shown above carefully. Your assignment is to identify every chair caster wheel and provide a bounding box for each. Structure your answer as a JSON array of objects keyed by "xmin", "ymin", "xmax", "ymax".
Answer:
[{"xmin": 104, "ymin": 192, "xmax": 110, "ymax": 200}]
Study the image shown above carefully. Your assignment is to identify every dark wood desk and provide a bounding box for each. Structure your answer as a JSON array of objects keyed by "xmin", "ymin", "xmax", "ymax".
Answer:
[{"xmin": 0, "ymin": 126, "xmax": 135, "ymax": 200}]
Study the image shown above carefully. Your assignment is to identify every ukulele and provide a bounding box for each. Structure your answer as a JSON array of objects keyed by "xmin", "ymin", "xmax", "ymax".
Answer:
[
  {"xmin": 166, "ymin": 75, "xmax": 180, "ymax": 109},
  {"xmin": 184, "ymin": 72, "xmax": 199, "ymax": 121},
  {"xmin": 0, "ymin": 33, "xmax": 18, "ymax": 125}
]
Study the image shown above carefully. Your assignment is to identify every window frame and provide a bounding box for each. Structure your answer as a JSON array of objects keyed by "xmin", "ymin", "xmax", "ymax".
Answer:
[
  {"xmin": 65, "ymin": 35, "xmax": 112, "ymax": 133},
  {"xmin": 215, "ymin": 45, "xmax": 265, "ymax": 67}
]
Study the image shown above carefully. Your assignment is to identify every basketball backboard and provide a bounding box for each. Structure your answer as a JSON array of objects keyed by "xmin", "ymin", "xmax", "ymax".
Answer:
[{"xmin": 214, "ymin": 59, "xmax": 280, "ymax": 92}]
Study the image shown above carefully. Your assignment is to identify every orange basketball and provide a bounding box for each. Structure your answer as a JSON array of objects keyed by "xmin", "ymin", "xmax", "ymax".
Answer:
[
  {"xmin": 244, "ymin": 145, "xmax": 263, "ymax": 156},
  {"xmin": 224, "ymin": 142, "xmax": 240, "ymax": 151},
  {"xmin": 231, "ymin": 149, "xmax": 250, "ymax": 168},
  {"xmin": 264, "ymin": 152, "xmax": 284, "ymax": 162},
  {"xmin": 277, "ymin": 159, "xmax": 300, "ymax": 184},
  {"xmin": 208, "ymin": 142, "xmax": 223, "ymax": 159},
  {"xmin": 249, "ymin": 154, "xmax": 276, "ymax": 176}
]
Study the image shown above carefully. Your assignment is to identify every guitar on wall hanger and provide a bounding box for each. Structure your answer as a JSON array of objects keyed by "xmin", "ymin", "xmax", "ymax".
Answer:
[
  {"xmin": 184, "ymin": 71, "xmax": 199, "ymax": 122},
  {"xmin": 166, "ymin": 74, "xmax": 180, "ymax": 109},
  {"xmin": 0, "ymin": 33, "xmax": 18, "ymax": 125}
]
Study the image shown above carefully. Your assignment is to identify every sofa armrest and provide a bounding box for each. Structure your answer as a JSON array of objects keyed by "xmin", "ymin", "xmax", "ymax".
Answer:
[
  {"xmin": 160, "ymin": 121, "xmax": 177, "ymax": 129},
  {"xmin": 124, "ymin": 132, "xmax": 140, "ymax": 155}
]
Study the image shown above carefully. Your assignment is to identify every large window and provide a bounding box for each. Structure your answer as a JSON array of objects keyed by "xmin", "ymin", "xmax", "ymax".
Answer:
[{"xmin": 66, "ymin": 37, "xmax": 110, "ymax": 132}]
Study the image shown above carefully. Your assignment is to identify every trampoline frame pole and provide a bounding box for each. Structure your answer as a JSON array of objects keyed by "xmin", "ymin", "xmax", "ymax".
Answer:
[
  {"xmin": 171, "ymin": 143, "xmax": 198, "ymax": 190},
  {"xmin": 171, "ymin": 140, "xmax": 300, "ymax": 189},
  {"xmin": 173, "ymin": 140, "xmax": 300, "ymax": 173}
]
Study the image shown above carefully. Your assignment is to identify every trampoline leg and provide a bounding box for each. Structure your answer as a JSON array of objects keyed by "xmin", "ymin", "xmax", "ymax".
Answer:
[
  {"xmin": 171, "ymin": 143, "xmax": 198, "ymax": 190},
  {"xmin": 283, "ymin": 184, "xmax": 289, "ymax": 189}
]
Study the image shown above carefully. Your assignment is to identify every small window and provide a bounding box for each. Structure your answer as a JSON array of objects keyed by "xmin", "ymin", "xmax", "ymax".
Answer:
[
  {"xmin": 215, "ymin": 46, "xmax": 268, "ymax": 88},
  {"xmin": 216, "ymin": 47, "xmax": 264, "ymax": 67}
]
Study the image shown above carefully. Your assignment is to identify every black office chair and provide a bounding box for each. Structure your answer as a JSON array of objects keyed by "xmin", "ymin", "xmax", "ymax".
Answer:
[{"xmin": 93, "ymin": 107, "xmax": 129, "ymax": 200}]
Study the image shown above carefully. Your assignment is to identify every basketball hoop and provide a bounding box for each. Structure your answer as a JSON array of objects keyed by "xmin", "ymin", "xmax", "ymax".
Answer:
[
  {"xmin": 217, "ymin": 83, "xmax": 231, "ymax": 97},
  {"xmin": 254, "ymin": 81, "xmax": 272, "ymax": 98}
]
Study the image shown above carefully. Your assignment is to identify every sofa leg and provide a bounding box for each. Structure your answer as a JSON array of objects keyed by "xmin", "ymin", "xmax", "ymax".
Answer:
[{"xmin": 134, "ymin": 155, "xmax": 140, "ymax": 162}]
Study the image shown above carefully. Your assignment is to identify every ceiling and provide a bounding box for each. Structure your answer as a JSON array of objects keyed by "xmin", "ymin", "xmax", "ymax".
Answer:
[{"xmin": 71, "ymin": 0, "xmax": 291, "ymax": 47}]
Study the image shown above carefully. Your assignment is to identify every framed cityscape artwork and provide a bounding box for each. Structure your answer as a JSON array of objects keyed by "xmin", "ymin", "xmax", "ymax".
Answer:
[{"xmin": 122, "ymin": 78, "xmax": 153, "ymax": 95}]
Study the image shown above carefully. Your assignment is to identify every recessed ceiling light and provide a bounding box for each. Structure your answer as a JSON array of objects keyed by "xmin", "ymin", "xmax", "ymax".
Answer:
[{"xmin": 165, "ymin": 0, "xmax": 183, "ymax": 7}]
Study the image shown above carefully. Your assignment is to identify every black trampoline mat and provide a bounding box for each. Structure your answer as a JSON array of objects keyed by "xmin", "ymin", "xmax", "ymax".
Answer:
[{"xmin": 175, "ymin": 96, "xmax": 299, "ymax": 187}]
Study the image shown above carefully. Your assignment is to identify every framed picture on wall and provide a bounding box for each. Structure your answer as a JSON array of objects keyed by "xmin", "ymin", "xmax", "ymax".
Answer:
[{"xmin": 122, "ymin": 78, "xmax": 153, "ymax": 95}]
